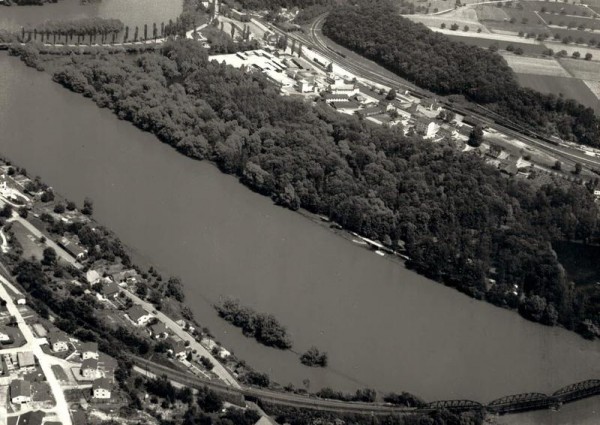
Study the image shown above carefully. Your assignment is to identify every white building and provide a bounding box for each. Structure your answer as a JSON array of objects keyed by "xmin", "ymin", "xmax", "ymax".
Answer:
[
  {"xmin": 48, "ymin": 332, "xmax": 70, "ymax": 352},
  {"xmin": 92, "ymin": 378, "xmax": 112, "ymax": 399},
  {"xmin": 81, "ymin": 358, "xmax": 101, "ymax": 379},
  {"xmin": 81, "ymin": 341, "xmax": 99, "ymax": 360}
]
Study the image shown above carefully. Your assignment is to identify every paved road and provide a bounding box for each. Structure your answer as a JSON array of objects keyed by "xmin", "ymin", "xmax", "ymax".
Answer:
[
  {"xmin": 0, "ymin": 274, "xmax": 72, "ymax": 425},
  {"xmin": 123, "ymin": 289, "xmax": 241, "ymax": 388},
  {"xmin": 6, "ymin": 213, "xmax": 83, "ymax": 269}
]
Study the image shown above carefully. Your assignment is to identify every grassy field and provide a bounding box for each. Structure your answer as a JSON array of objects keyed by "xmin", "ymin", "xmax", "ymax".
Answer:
[
  {"xmin": 583, "ymin": 80, "xmax": 600, "ymax": 99},
  {"xmin": 516, "ymin": 73, "xmax": 600, "ymax": 112},
  {"xmin": 500, "ymin": 53, "xmax": 571, "ymax": 75},
  {"xmin": 444, "ymin": 33, "xmax": 548, "ymax": 54},
  {"xmin": 10, "ymin": 221, "xmax": 44, "ymax": 260},
  {"xmin": 560, "ymin": 57, "xmax": 600, "ymax": 79}
]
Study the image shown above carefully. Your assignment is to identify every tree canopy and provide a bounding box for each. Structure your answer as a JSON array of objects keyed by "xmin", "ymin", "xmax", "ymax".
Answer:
[
  {"xmin": 49, "ymin": 39, "xmax": 600, "ymax": 338},
  {"xmin": 323, "ymin": 0, "xmax": 600, "ymax": 146}
]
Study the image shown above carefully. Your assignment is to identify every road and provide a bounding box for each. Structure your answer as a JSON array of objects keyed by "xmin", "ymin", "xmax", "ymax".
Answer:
[
  {"xmin": 264, "ymin": 14, "xmax": 600, "ymax": 172},
  {"xmin": 0, "ymin": 274, "xmax": 72, "ymax": 425},
  {"xmin": 5, "ymin": 212, "xmax": 83, "ymax": 269},
  {"xmin": 132, "ymin": 356, "xmax": 418, "ymax": 416},
  {"xmin": 123, "ymin": 289, "xmax": 241, "ymax": 388}
]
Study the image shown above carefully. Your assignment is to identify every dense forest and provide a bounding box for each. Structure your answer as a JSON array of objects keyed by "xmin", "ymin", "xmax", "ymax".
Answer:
[
  {"xmin": 323, "ymin": 0, "xmax": 600, "ymax": 147},
  {"xmin": 45, "ymin": 40, "xmax": 599, "ymax": 339}
]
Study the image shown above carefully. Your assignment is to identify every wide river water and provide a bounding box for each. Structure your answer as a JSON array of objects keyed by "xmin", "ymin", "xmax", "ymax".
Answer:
[
  {"xmin": 0, "ymin": 0, "xmax": 182, "ymax": 31},
  {"xmin": 0, "ymin": 4, "xmax": 599, "ymax": 412},
  {"xmin": 1, "ymin": 55, "xmax": 599, "ymax": 406}
]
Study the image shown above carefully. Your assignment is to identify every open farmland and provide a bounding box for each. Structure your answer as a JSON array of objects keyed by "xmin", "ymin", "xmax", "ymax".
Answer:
[
  {"xmin": 516, "ymin": 74, "xmax": 600, "ymax": 112},
  {"xmin": 531, "ymin": 1, "xmax": 596, "ymax": 16},
  {"xmin": 444, "ymin": 33, "xmax": 547, "ymax": 54},
  {"xmin": 546, "ymin": 42, "xmax": 600, "ymax": 58},
  {"xmin": 405, "ymin": 9, "xmax": 489, "ymax": 32},
  {"xmin": 583, "ymin": 80, "xmax": 600, "ymax": 99},
  {"xmin": 560, "ymin": 57, "xmax": 600, "ymax": 79},
  {"xmin": 500, "ymin": 53, "xmax": 571, "ymax": 75}
]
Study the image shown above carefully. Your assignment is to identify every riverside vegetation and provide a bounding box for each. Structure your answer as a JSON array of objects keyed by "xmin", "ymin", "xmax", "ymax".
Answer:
[
  {"xmin": 7, "ymin": 37, "xmax": 591, "ymax": 341},
  {"xmin": 215, "ymin": 298, "xmax": 292, "ymax": 349}
]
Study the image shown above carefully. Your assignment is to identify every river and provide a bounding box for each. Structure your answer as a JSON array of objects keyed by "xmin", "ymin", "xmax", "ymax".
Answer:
[
  {"xmin": 1, "ymin": 55, "xmax": 599, "ymax": 408},
  {"xmin": 0, "ymin": 0, "xmax": 182, "ymax": 31}
]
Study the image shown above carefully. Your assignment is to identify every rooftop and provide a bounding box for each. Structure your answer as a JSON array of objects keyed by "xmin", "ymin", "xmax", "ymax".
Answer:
[
  {"xmin": 127, "ymin": 305, "xmax": 150, "ymax": 322},
  {"xmin": 10, "ymin": 379, "xmax": 31, "ymax": 398},
  {"xmin": 82, "ymin": 358, "xmax": 98, "ymax": 370},
  {"xmin": 81, "ymin": 341, "xmax": 98, "ymax": 353},
  {"xmin": 93, "ymin": 377, "xmax": 111, "ymax": 391},
  {"xmin": 17, "ymin": 351, "xmax": 35, "ymax": 367},
  {"xmin": 48, "ymin": 331, "xmax": 69, "ymax": 345}
]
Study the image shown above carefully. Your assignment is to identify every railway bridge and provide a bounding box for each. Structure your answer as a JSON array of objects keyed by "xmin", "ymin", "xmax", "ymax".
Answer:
[{"xmin": 553, "ymin": 379, "xmax": 600, "ymax": 404}]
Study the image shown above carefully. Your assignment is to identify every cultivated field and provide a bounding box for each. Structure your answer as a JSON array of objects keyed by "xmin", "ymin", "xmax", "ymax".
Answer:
[
  {"xmin": 516, "ymin": 73, "xmax": 600, "ymax": 112},
  {"xmin": 444, "ymin": 33, "xmax": 548, "ymax": 54},
  {"xmin": 405, "ymin": 9, "xmax": 490, "ymax": 32},
  {"xmin": 583, "ymin": 80, "xmax": 600, "ymax": 99},
  {"xmin": 560, "ymin": 57, "xmax": 600, "ymax": 79},
  {"xmin": 545, "ymin": 41, "xmax": 600, "ymax": 58},
  {"xmin": 500, "ymin": 53, "xmax": 571, "ymax": 75}
]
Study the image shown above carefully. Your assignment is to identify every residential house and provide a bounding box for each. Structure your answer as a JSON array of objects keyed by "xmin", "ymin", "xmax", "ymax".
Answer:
[
  {"xmin": 59, "ymin": 236, "xmax": 87, "ymax": 260},
  {"xmin": 167, "ymin": 337, "xmax": 188, "ymax": 359},
  {"xmin": 101, "ymin": 281, "xmax": 120, "ymax": 299},
  {"xmin": 81, "ymin": 342, "xmax": 99, "ymax": 360},
  {"xmin": 126, "ymin": 305, "xmax": 153, "ymax": 326},
  {"xmin": 110, "ymin": 269, "xmax": 138, "ymax": 284},
  {"xmin": 81, "ymin": 358, "xmax": 101, "ymax": 379},
  {"xmin": 149, "ymin": 322, "xmax": 169, "ymax": 339},
  {"xmin": 92, "ymin": 378, "xmax": 112, "ymax": 399},
  {"xmin": 10, "ymin": 379, "xmax": 31, "ymax": 404},
  {"xmin": 48, "ymin": 331, "xmax": 70, "ymax": 352},
  {"xmin": 17, "ymin": 351, "xmax": 35, "ymax": 371}
]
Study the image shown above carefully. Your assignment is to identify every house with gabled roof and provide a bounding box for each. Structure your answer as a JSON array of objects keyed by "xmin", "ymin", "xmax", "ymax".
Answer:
[
  {"xmin": 92, "ymin": 378, "xmax": 112, "ymax": 399},
  {"xmin": 10, "ymin": 379, "xmax": 31, "ymax": 404},
  {"xmin": 48, "ymin": 331, "xmax": 70, "ymax": 352},
  {"xmin": 81, "ymin": 341, "xmax": 99, "ymax": 360},
  {"xmin": 126, "ymin": 305, "xmax": 153, "ymax": 326}
]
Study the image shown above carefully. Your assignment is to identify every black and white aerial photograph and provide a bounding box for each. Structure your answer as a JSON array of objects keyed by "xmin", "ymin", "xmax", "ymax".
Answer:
[{"xmin": 0, "ymin": 0, "xmax": 599, "ymax": 424}]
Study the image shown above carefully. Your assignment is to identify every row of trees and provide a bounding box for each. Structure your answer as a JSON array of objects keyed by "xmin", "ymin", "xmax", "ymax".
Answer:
[
  {"xmin": 47, "ymin": 40, "xmax": 600, "ymax": 338},
  {"xmin": 323, "ymin": 0, "xmax": 600, "ymax": 147}
]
